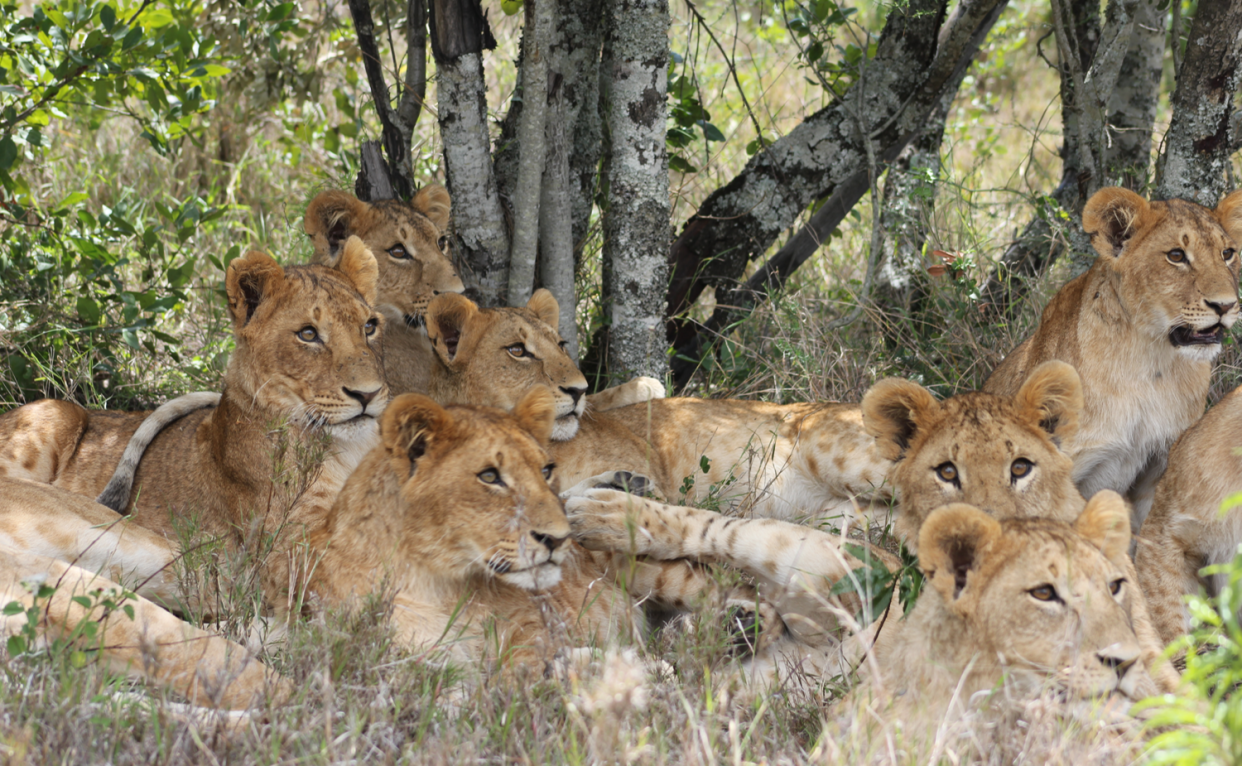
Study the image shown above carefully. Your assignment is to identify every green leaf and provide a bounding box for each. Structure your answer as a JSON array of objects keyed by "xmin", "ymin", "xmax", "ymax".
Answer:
[
  {"xmin": 2, "ymin": 601, "xmax": 24, "ymax": 616},
  {"xmin": 668, "ymin": 155, "xmax": 698, "ymax": 174},
  {"xmin": 745, "ymin": 138, "xmax": 762, "ymax": 156},
  {"xmin": 0, "ymin": 137, "xmax": 16, "ymax": 172},
  {"xmin": 6, "ymin": 635, "xmax": 25, "ymax": 657},
  {"xmin": 76, "ymin": 297, "xmax": 102, "ymax": 325},
  {"xmin": 100, "ymin": 4, "xmax": 116, "ymax": 30},
  {"xmin": 122, "ymin": 328, "xmax": 140, "ymax": 349},
  {"xmin": 138, "ymin": 7, "xmax": 174, "ymax": 27},
  {"xmin": 500, "ymin": 0, "xmax": 523, "ymax": 14},
  {"xmin": 699, "ymin": 121, "xmax": 725, "ymax": 142},
  {"xmin": 71, "ymin": 596, "xmax": 92, "ymax": 609}
]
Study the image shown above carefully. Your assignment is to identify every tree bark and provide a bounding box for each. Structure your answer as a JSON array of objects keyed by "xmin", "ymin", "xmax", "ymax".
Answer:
[
  {"xmin": 507, "ymin": 0, "xmax": 553, "ymax": 306},
  {"xmin": 599, "ymin": 0, "xmax": 671, "ymax": 383},
  {"xmin": 1104, "ymin": 0, "xmax": 1165, "ymax": 190},
  {"xmin": 663, "ymin": 0, "xmax": 955, "ymax": 350},
  {"xmin": 563, "ymin": 0, "xmax": 606, "ymax": 273},
  {"xmin": 667, "ymin": 0, "xmax": 1006, "ymax": 384},
  {"xmin": 540, "ymin": 75, "xmax": 578, "ymax": 357},
  {"xmin": 1156, "ymin": 0, "xmax": 1242, "ymax": 205},
  {"xmin": 431, "ymin": 0, "xmax": 510, "ymax": 306}
]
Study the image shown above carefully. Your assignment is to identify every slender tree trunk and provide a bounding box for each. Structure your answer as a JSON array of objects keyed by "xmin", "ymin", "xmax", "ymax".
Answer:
[
  {"xmin": 507, "ymin": 0, "xmax": 553, "ymax": 306},
  {"xmin": 1104, "ymin": 0, "xmax": 1165, "ymax": 190},
  {"xmin": 540, "ymin": 76, "xmax": 577, "ymax": 357},
  {"xmin": 431, "ymin": 0, "xmax": 510, "ymax": 306},
  {"xmin": 1156, "ymin": 0, "xmax": 1242, "ymax": 205},
  {"xmin": 599, "ymin": 0, "xmax": 670, "ymax": 383},
  {"xmin": 564, "ymin": 0, "xmax": 606, "ymax": 273}
]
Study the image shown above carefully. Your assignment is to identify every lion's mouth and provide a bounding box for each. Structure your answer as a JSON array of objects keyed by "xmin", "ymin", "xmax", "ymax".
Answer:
[{"xmin": 1170, "ymin": 324, "xmax": 1225, "ymax": 346}]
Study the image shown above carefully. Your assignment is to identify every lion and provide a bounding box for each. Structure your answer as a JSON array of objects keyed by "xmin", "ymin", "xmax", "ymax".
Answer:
[
  {"xmin": 422, "ymin": 290, "xmax": 893, "ymax": 522},
  {"xmin": 0, "ymin": 239, "xmax": 388, "ymax": 576},
  {"xmin": 304, "ymin": 186, "xmax": 465, "ymax": 397},
  {"xmin": 985, "ymin": 187, "xmax": 1242, "ymax": 532},
  {"xmin": 565, "ymin": 360, "xmax": 1180, "ymax": 692},
  {"xmin": 1136, "ymin": 383, "xmax": 1242, "ymax": 645}
]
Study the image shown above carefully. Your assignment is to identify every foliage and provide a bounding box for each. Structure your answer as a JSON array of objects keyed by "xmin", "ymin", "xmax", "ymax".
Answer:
[
  {"xmin": 1139, "ymin": 535, "xmax": 1242, "ymax": 764},
  {"xmin": 3, "ymin": 581, "xmax": 136, "ymax": 673}
]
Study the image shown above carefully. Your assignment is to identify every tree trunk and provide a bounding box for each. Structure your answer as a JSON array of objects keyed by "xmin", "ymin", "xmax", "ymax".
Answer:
[
  {"xmin": 599, "ymin": 0, "xmax": 671, "ymax": 383},
  {"xmin": 563, "ymin": 0, "xmax": 606, "ymax": 273},
  {"xmin": 1104, "ymin": 0, "xmax": 1165, "ymax": 191},
  {"xmin": 1156, "ymin": 0, "xmax": 1242, "ymax": 205},
  {"xmin": 663, "ymin": 0, "xmax": 955, "ymax": 350},
  {"xmin": 540, "ymin": 75, "xmax": 578, "ymax": 357},
  {"xmin": 666, "ymin": 0, "xmax": 1006, "ymax": 384},
  {"xmin": 506, "ymin": 0, "xmax": 553, "ymax": 306},
  {"xmin": 431, "ymin": 0, "xmax": 510, "ymax": 306}
]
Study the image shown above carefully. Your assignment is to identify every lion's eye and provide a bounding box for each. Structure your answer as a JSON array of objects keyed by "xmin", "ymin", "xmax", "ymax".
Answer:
[
  {"xmin": 1225, "ymin": 249, "xmax": 1236, "ymax": 261},
  {"xmin": 1010, "ymin": 458, "xmax": 1033, "ymax": 479},
  {"xmin": 1109, "ymin": 578, "xmax": 1125, "ymax": 596},
  {"xmin": 507, "ymin": 344, "xmax": 529, "ymax": 358},
  {"xmin": 1029, "ymin": 584, "xmax": 1059, "ymax": 602},
  {"xmin": 296, "ymin": 326, "xmax": 319, "ymax": 343},
  {"xmin": 934, "ymin": 462, "xmax": 958, "ymax": 484},
  {"xmin": 437, "ymin": 235, "xmax": 449, "ymax": 251},
  {"xmin": 364, "ymin": 318, "xmax": 378, "ymax": 337},
  {"xmin": 542, "ymin": 464, "xmax": 555, "ymax": 480},
  {"xmin": 388, "ymin": 244, "xmax": 410, "ymax": 259},
  {"xmin": 1167, "ymin": 248, "xmax": 1187, "ymax": 264},
  {"xmin": 478, "ymin": 468, "xmax": 504, "ymax": 486}
]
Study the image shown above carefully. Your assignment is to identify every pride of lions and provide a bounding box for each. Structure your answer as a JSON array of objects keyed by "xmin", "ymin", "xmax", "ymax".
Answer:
[{"xmin": 0, "ymin": 184, "xmax": 1240, "ymax": 741}]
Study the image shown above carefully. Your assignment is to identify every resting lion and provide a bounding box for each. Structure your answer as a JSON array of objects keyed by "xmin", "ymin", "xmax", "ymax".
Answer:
[
  {"xmin": 565, "ymin": 360, "xmax": 1179, "ymax": 692},
  {"xmin": 985, "ymin": 186, "xmax": 1242, "ymax": 531},
  {"xmin": 0, "ymin": 239, "xmax": 389, "ymax": 601},
  {"xmin": 422, "ymin": 291, "xmax": 893, "ymax": 522},
  {"xmin": 1137, "ymin": 382, "xmax": 1242, "ymax": 645}
]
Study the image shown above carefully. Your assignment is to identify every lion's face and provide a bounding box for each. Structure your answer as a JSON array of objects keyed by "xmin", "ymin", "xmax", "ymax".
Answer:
[
  {"xmin": 918, "ymin": 497, "xmax": 1156, "ymax": 701},
  {"xmin": 305, "ymin": 186, "xmax": 465, "ymax": 328},
  {"xmin": 344, "ymin": 388, "xmax": 569, "ymax": 590},
  {"xmin": 224, "ymin": 238, "xmax": 389, "ymax": 441},
  {"xmin": 425, "ymin": 290, "xmax": 589, "ymax": 441},
  {"xmin": 864, "ymin": 362, "xmax": 1085, "ymax": 549},
  {"xmin": 1083, "ymin": 188, "xmax": 1242, "ymax": 361}
]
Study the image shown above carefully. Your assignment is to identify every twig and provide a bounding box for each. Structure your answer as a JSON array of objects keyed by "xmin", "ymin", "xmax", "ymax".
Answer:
[{"xmin": 684, "ymin": 0, "xmax": 766, "ymax": 153}]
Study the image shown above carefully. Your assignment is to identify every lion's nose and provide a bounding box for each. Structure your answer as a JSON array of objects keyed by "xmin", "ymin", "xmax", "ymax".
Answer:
[
  {"xmin": 1096, "ymin": 642, "xmax": 1138, "ymax": 680},
  {"xmin": 1207, "ymin": 300, "xmax": 1237, "ymax": 317},
  {"xmin": 561, "ymin": 386, "xmax": 585, "ymax": 405},
  {"xmin": 531, "ymin": 530, "xmax": 567, "ymax": 552},
  {"xmin": 343, "ymin": 387, "xmax": 382, "ymax": 407}
]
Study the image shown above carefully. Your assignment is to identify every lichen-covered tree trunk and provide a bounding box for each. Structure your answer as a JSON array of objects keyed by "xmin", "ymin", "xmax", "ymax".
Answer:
[
  {"xmin": 539, "ymin": 68, "xmax": 577, "ymax": 357},
  {"xmin": 1105, "ymin": 0, "xmax": 1165, "ymax": 190},
  {"xmin": 663, "ymin": 0, "xmax": 950, "ymax": 349},
  {"xmin": 1156, "ymin": 0, "xmax": 1242, "ymax": 205},
  {"xmin": 563, "ymin": 0, "xmax": 606, "ymax": 274},
  {"xmin": 431, "ymin": 0, "xmax": 510, "ymax": 306},
  {"xmin": 599, "ymin": 0, "xmax": 670, "ymax": 382}
]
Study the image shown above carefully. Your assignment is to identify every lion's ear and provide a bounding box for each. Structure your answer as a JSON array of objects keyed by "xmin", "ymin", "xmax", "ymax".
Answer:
[
  {"xmin": 1214, "ymin": 190, "xmax": 1242, "ymax": 247},
  {"xmin": 411, "ymin": 184, "xmax": 451, "ymax": 231},
  {"xmin": 381, "ymin": 394, "xmax": 456, "ymax": 466},
  {"xmin": 425, "ymin": 293, "xmax": 479, "ymax": 365},
  {"xmin": 1083, "ymin": 187, "xmax": 1150, "ymax": 259},
  {"xmin": 1075, "ymin": 490, "xmax": 1132, "ymax": 564},
  {"xmin": 336, "ymin": 236, "xmax": 379, "ymax": 306},
  {"xmin": 513, "ymin": 386, "xmax": 557, "ymax": 445},
  {"xmin": 918, "ymin": 504, "xmax": 1003, "ymax": 606},
  {"xmin": 305, "ymin": 191, "xmax": 372, "ymax": 264},
  {"xmin": 861, "ymin": 378, "xmax": 939, "ymax": 461},
  {"xmin": 526, "ymin": 288, "xmax": 559, "ymax": 329},
  {"xmin": 225, "ymin": 251, "xmax": 285, "ymax": 328},
  {"xmin": 1014, "ymin": 361, "xmax": 1082, "ymax": 446}
]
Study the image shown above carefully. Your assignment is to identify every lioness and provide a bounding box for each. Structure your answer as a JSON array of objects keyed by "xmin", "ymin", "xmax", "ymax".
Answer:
[
  {"xmin": 985, "ymin": 187, "xmax": 1242, "ymax": 531},
  {"xmin": 566, "ymin": 361, "xmax": 1179, "ymax": 691},
  {"xmin": 1137, "ymin": 383, "xmax": 1242, "ymax": 645},
  {"xmin": 0, "ymin": 240, "xmax": 388, "ymax": 581},
  {"xmin": 422, "ymin": 291, "xmax": 894, "ymax": 522},
  {"xmin": 305, "ymin": 186, "xmax": 464, "ymax": 397}
]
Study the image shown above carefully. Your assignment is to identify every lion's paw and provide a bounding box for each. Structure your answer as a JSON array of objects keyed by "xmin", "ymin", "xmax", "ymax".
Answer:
[
  {"xmin": 559, "ymin": 470, "xmax": 654, "ymax": 500},
  {"xmin": 628, "ymin": 376, "xmax": 666, "ymax": 403},
  {"xmin": 565, "ymin": 489, "xmax": 653, "ymax": 553}
]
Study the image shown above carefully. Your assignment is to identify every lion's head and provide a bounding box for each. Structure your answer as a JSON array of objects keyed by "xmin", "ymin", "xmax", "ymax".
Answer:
[
  {"xmin": 224, "ymin": 237, "xmax": 388, "ymax": 441},
  {"xmin": 329, "ymin": 387, "xmax": 569, "ymax": 591},
  {"xmin": 304, "ymin": 186, "xmax": 465, "ymax": 328},
  {"xmin": 1082, "ymin": 187, "xmax": 1242, "ymax": 359},
  {"xmin": 862, "ymin": 361, "xmax": 1084, "ymax": 549},
  {"xmin": 424, "ymin": 289, "xmax": 589, "ymax": 441},
  {"xmin": 911, "ymin": 493, "xmax": 1155, "ymax": 701}
]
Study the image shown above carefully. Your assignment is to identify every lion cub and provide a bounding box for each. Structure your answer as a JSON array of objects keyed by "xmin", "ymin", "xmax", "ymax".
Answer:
[{"xmin": 986, "ymin": 187, "xmax": 1242, "ymax": 532}]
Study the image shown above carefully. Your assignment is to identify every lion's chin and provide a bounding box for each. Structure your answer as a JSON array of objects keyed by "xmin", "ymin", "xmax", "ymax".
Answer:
[
  {"xmin": 551, "ymin": 414, "xmax": 580, "ymax": 441},
  {"xmin": 498, "ymin": 563, "xmax": 563, "ymax": 591}
]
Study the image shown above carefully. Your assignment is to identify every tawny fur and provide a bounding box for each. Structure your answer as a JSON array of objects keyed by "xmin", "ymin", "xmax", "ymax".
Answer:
[
  {"xmin": 1137, "ymin": 383, "xmax": 1242, "ymax": 645},
  {"xmin": 985, "ymin": 187, "xmax": 1242, "ymax": 531}
]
